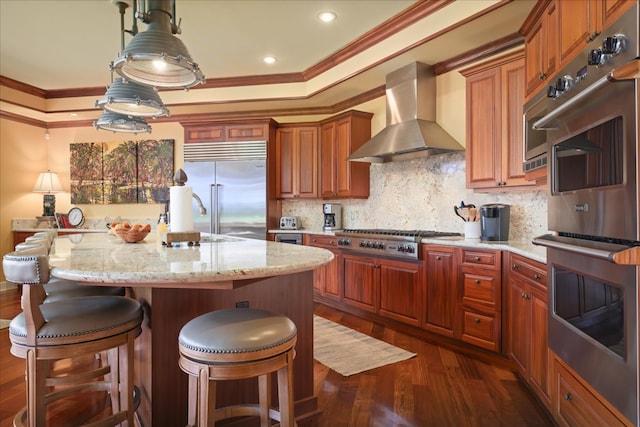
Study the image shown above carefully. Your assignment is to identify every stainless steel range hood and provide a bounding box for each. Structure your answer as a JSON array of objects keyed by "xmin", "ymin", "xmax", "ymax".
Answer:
[{"xmin": 348, "ymin": 62, "xmax": 464, "ymax": 163}]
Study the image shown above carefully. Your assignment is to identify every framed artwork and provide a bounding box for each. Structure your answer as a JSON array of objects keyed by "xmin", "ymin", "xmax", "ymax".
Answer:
[{"xmin": 70, "ymin": 139, "xmax": 174, "ymax": 204}]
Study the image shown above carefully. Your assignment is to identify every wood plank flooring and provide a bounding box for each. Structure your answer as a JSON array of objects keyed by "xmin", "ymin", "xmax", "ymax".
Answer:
[{"xmin": 0, "ymin": 287, "xmax": 553, "ymax": 426}]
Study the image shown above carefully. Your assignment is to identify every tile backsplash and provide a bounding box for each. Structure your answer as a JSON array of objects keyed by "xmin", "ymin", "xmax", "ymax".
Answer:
[{"xmin": 282, "ymin": 152, "xmax": 549, "ymax": 242}]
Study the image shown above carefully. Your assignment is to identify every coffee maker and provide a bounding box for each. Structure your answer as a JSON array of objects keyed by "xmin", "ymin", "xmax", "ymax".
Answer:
[
  {"xmin": 479, "ymin": 204, "xmax": 510, "ymax": 241},
  {"xmin": 323, "ymin": 203, "xmax": 342, "ymax": 232}
]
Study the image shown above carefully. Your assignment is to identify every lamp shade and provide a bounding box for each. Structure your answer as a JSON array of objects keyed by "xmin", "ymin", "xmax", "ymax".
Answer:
[
  {"xmin": 93, "ymin": 111, "xmax": 152, "ymax": 134},
  {"xmin": 110, "ymin": 0, "xmax": 205, "ymax": 89},
  {"xmin": 95, "ymin": 78, "xmax": 170, "ymax": 118},
  {"xmin": 33, "ymin": 171, "xmax": 63, "ymax": 193}
]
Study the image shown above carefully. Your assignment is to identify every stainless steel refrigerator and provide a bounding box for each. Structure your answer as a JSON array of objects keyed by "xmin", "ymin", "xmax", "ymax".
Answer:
[{"xmin": 183, "ymin": 159, "xmax": 267, "ymax": 240}]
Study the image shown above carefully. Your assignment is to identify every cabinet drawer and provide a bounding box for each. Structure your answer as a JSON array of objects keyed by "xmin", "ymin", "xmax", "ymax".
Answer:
[
  {"xmin": 462, "ymin": 270, "xmax": 499, "ymax": 307},
  {"xmin": 304, "ymin": 234, "xmax": 338, "ymax": 248},
  {"xmin": 461, "ymin": 249, "xmax": 499, "ymax": 268},
  {"xmin": 462, "ymin": 310, "xmax": 498, "ymax": 351},
  {"xmin": 554, "ymin": 358, "xmax": 628, "ymax": 427},
  {"xmin": 510, "ymin": 253, "xmax": 547, "ymax": 287}
]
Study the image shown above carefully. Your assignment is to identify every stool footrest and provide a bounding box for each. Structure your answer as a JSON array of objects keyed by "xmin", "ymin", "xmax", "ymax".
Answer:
[{"xmin": 214, "ymin": 403, "xmax": 283, "ymax": 423}]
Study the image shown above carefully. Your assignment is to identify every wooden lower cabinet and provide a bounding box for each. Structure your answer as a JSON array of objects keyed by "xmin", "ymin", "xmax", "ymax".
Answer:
[
  {"xmin": 423, "ymin": 245, "xmax": 458, "ymax": 337},
  {"xmin": 304, "ymin": 234, "xmax": 341, "ymax": 301},
  {"xmin": 458, "ymin": 248, "xmax": 502, "ymax": 352},
  {"xmin": 508, "ymin": 253, "xmax": 550, "ymax": 407},
  {"xmin": 342, "ymin": 253, "xmax": 422, "ymax": 325},
  {"xmin": 552, "ymin": 353, "xmax": 632, "ymax": 427}
]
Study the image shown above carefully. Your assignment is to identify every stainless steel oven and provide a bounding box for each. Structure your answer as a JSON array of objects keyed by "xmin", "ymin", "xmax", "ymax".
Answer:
[{"xmin": 534, "ymin": 4, "xmax": 639, "ymax": 425}]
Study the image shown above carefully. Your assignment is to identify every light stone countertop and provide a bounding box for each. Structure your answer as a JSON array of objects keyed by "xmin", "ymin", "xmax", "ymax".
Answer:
[
  {"xmin": 268, "ymin": 229, "xmax": 546, "ymax": 263},
  {"xmin": 48, "ymin": 233, "xmax": 334, "ymax": 287}
]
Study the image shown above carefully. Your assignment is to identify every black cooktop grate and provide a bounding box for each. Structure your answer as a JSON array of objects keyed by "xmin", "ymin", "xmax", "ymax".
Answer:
[{"xmin": 338, "ymin": 229, "xmax": 460, "ymax": 238}]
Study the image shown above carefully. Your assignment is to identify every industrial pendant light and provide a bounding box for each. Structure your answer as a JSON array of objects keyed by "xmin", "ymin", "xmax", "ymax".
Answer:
[
  {"xmin": 95, "ymin": 78, "xmax": 169, "ymax": 118},
  {"xmin": 110, "ymin": 0, "xmax": 205, "ymax": 89},
  {"xmin": 93, "ymin": 111, "xmax": 152, "ymax": 134}
]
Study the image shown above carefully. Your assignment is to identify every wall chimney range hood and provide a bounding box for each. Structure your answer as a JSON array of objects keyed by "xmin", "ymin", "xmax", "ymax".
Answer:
[{"xmin": 348, "ymin": 62, "xmax": 463, "ymax": 163}]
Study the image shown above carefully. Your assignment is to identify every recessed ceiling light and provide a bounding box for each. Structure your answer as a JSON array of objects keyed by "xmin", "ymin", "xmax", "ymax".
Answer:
[
  {"xmin": 263, "ymin": 56, "xmax": 277, "ymax": 64},
  {"xmin": 318, "ymin": 11, "xmax": 337, "ymax": 22}
]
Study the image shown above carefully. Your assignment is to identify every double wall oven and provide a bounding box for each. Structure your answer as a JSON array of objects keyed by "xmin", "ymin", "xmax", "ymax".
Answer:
[{"xmin": 533, "ymin": 4, "xmax": 639, "ymax": 424}]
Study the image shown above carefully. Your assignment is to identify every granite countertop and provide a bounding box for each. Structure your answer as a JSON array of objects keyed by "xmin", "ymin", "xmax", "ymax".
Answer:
[
  {"xmin": 268, "ymin": 229, "xmax": 546, "ymax": 263},
  {"xmin": 49, "ymin": 233, "xmax": 334, "ymax": 286}
]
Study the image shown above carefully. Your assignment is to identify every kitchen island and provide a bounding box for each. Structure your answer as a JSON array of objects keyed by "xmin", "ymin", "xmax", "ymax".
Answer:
[{"xmin": 48, "ymin": 232, "xmax": 334, "ymax": 426}]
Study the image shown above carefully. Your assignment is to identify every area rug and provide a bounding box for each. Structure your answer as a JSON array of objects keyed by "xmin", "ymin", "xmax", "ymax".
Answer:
[
  {"xmin": 313, "ymin": 315, "xmax": 416, "ymax": 376},
  {"xmin": 0, "ymin": 319, "xmax": 11, "ymax": 330}
]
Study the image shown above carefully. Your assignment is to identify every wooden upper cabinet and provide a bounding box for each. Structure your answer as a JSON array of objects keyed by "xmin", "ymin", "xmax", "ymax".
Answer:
[
  {"xmin": 558, "ymin": 0, "xmax": 602, "ymax": 65},
  {"xmin": 461, "ymin": 52, "xmax": 535, "ymax": 191},
  {"xmin": 523, "ymin": 0, "xmax": 557, "ymax": 97},
  {"xmin": 319, "ymin": 111, "xmax": 372, "ymax": 199},
  {"xmin": 275, "ymin": 126, "xmax": 318, "ymax": 199},
  {"xmin": 183, "ymin": 122, "xmax": 270, "ymax": 143}
]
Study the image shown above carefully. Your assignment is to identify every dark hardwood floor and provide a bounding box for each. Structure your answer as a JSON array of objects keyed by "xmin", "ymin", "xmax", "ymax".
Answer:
[{"xmin": 1, "ymin": 287, "xmax": 553, "ymax": 426}]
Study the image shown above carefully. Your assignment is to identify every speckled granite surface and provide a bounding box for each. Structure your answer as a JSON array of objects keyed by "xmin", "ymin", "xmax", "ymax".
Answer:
[
  {"xmin": 282, "ymin": 152, "xmax": 549, "ymax": 243},
  {"xmin": 48, "ymin": 233, "xmax": 333, "ymax": 285}
]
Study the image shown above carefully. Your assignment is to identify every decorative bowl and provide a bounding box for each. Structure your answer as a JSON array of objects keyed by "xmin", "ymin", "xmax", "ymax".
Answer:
[{"xmin": 113, "ymin": 223, "xmax": 151, "ymax": 243}]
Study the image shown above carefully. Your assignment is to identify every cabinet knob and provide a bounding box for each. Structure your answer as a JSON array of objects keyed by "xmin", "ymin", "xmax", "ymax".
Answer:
[
  {"xmin": 474, "ymin": 256, "xmax": 480, "ymax": 261},
  {"xmin": 435, "ymin": 256, "xmax": 441, "ymax": 260},
  {"xmin": 534, "ymin": 274, "xmax": 542, "ymax": 280},
  {"xmin": 538, "ymin": 72, "xmax": 547, "ymax": 80},
  {"xmin": 474, "ymin": 279, "xmax": 480, "ymax": 285},
  {"xmin": 563, "ymin": 393, "xmax": 573, "ymax": 402},
  {"xmin": 585, "ymin": 31, "xmax": 600, "ymax": 43},
  {"xmin": 474, "ymin": 318, "xmax": 480, "ymax": 324},
  {"xmin": 521, "ymin": 292, "xmax": 526, "ymax": 299},
  {"xmin": 312, "ymin": 239, "xmax": 317, "ymax": 243},
  {"xmin": 513, "ymin": 264, "xmax": 520, "ymax": 270}
]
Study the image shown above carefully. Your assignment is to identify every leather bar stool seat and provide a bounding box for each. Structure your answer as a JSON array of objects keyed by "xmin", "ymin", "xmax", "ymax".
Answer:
[
  {"xmin": 3, "ymin": 251, "xmax": 143, "ymax": 426},
  {"xmin": 178, "ymin": 308, "xmax": 298, "ymax": 427}
]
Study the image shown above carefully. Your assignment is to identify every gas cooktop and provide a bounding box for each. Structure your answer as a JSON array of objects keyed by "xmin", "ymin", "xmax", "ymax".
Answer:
[{"xmin": 334, "ymin": 229, "xmax": 461, "ymax": 259}]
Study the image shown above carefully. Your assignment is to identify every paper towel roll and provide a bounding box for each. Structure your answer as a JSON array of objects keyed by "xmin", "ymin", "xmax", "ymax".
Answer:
[{"xmin": 169, "ymin": 186, "xmax": 193, "ymax": 232}]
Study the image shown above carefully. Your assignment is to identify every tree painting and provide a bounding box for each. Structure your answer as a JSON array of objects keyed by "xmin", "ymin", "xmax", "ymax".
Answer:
[
  {"xmin": 70, "ymin": 139, "xmax": 174, "ymax": 205},
  {"xmin": 137, "ymin": 139, "xmax": 174, "ymax": 203},
  {"xmin": 70, "ymin": 143, "xmax": 104, "ymax": 204}
]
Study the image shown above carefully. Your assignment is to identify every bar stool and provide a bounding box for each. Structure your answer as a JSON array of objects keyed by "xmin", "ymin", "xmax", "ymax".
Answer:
[
  {"xmin": 3, "ymin": 251, "xmax": 143, "ymax": 426},
  {"xmin": 178, "ymin": 308, "xmax": 298, "ymax": 427}
]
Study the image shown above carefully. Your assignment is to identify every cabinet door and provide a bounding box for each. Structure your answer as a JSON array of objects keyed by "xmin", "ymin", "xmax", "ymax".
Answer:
[
  {"xmin": 509, "ymin": 275, "xmax": 530, "ymax": 376},
  {"xmin": 501, "ymin": 59, "xmax": 531, "ymax": 187},
  {"xmin": 524, "ymin": 0, "xmax": 557, "ymax": 96},
  {"xmin": 424, "ymin": 247, "xmax": 457, "ymax": 337},
  {"xmin": 320, "ymin": 122, "xmax": 338, "ymax": 198},
  {"xmin": 297, "ymin": 127, "xmax": 319, "ymax": 198},
  {"xmin": 379, "ymin": 258, "xmax": 422, "ymax": 326},
  {"xmin": 323, "ymin": 249, "xmax": 341, "ymax": 300},
  {"xmin": 529, "ymin": 283, "xmax": 550, "ymax": 404},
  {"xmin": 276, "ymin": 128, "xmax": 296, "ymax": 198},
  {"xmin": 558, "ymin": 0, "xmax": 601, "ymax": 65},
  {"xmin": 335, "ymin": 118, "xmax": 353, "ymax": 197},
  {"xmin": 343, "ymin": 254, "xmax": 378, "ymax": 312},
  {"xmin": 465, "ymin": 67, "xmax": 501, "ymax": 189}
]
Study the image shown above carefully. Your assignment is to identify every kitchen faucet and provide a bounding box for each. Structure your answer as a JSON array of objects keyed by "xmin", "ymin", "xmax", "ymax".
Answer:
[{"xmin": 159, "ymin": 193, "xmax": 207, "ymax": 224}]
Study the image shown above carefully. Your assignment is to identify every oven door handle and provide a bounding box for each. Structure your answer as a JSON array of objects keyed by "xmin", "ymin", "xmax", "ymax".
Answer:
[
  {"xmin": 533, "ymin": 234, "xmax": 640, "ymax": 265},
  {"xmin": 532, "ymin": 60, "xmax": 638, "ymax": 130}
]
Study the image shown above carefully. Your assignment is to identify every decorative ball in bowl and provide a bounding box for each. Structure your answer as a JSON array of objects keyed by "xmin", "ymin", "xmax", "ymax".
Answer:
[{"xmin": 113, "ymin": 222, "xmax": 151, "ymax": 243}]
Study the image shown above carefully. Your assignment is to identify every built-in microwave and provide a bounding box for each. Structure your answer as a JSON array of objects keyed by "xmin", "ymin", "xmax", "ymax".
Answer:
[{"xmin": 522, "ymin": 88, "xmax": 549, "ymax": 172}]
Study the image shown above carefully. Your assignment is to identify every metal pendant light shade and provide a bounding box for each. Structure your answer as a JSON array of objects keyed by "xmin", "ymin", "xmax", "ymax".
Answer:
[
  {"xmin": 93, "ymin": 111, "xmax": 152, "ymax": 134},
  {"xmin": 110, "ymin": 0, "xmax": 205, "ymax": 89},
  {"xmin": 96, "ymin": 78, "xmax": 169, "ymax": 118}
]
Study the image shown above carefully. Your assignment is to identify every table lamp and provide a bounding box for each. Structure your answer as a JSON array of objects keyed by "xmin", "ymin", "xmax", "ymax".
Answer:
[{"xmin": 33, "ymin": 171, "xmax": 63, "ymax": 218}]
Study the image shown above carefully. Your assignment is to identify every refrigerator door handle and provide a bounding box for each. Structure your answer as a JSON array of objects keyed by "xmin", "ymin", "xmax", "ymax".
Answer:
[{"xmin": 210, "ymin": 184, "xmax": 221, "ymax": 234}]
